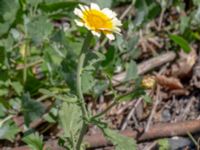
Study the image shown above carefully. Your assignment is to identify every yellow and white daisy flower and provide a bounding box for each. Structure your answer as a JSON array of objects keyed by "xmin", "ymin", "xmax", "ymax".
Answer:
[{"xmin": 74, "ymin": 3, "xmax": 122, "ymax": 40}]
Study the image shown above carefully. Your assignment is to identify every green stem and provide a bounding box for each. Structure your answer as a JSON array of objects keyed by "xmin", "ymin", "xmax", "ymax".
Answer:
[
  {"xmin": 76, "ymin": 52, "xmax": 88, "ymax": 117},
  {"xmin": 92, "ymin": 91, "xmax": 134, "ymax": 119},
  {"xmin": 23, "ymin": 41, "xmax": 28, "ymax": 84},
  {"xmin": 76, "ymin": 31, "xmax": 93, "ymax": 150},
  {"xmin": 93, "ymin": 101, "xmax": 117, "ymax": 119}
]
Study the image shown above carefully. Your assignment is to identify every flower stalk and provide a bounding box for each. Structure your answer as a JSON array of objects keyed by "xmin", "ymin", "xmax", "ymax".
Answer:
[{"xmin": 76, "ymin": 31, "xmax": 93, "ymax": 150}]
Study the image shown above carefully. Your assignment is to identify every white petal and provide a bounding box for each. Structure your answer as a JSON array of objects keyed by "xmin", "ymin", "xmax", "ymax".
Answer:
[
  {"xmin": 91, "ymin": 31, "xmax": 101, "ymax": 37},
  {"xmin": 74, "ymin": 19, "xmax": 84, "ymax": 26},
  {"xmin": 90, "ymin": 3, "xmax": 100, "ymax": 10},
  {"xmin": 84, "ymin": 5, "xmax": 89, "ymax": 11},
  {"xmin": 113, "ymin": 27, "xmax": 121, "ymax": 33},
  {"xmin": 79, "ymin": 4, "xmax": 86, "ymax": 11},
  {"xmin": 84, "ymin": 24, "xmax": 92, "ymax": 30},
  {"xmin": 74, "ymin": 8, "xmax": 83, "ymax": 18},
  {"xmin": 106, "ymin": 33, "xmax": 115, "ymax": 40},
  {"xmin": 102, "ymin": 8, "xmax": 117, "ymax": 18},
  {"xmin": 112, "ymin": 18, "xmax": 122, "ymax": 26}
]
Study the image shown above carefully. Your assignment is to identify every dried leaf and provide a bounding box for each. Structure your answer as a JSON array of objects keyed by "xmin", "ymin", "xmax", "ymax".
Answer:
[
  {"xmin": 191, "ymin": 53, "xmax": 200, "ymax": 88},
  {"xmin": 156, "ymin": 75, "xmax": 183, "ymax": 90},
  {"xmin": 171, "ymin": 49, "xmax": 197, "ymax": 78}
]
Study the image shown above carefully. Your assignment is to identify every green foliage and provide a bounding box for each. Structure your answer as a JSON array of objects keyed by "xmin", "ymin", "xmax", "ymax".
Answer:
[
  {"xmin": 142, "ymin": 94, "xmax": 152, "ymax": 103},
  {"xmin": 0, "ymin": 121, "xmax": 19, "ymax": 142},
  {"xmin": 22, "ymin": 93, "xmax": 45, "ymax": 126},
  {"xmin": 169, "ymin": 34, "xmax": 191, "ymax": 53},
  {"xmin": 125, "ymin": 60, "xmax": 138, "ymax": 81},
  {"xmin": 158, "ymin": 139, "xmax": 170, "ymax": 150},
  {"xmin": 81, "ymin": 70, "xmax": 95, "ymax": 93},
  {"xmin": 59, "ymin": 101, "xmax": 82, "ymax": 149},
  {"xmin": 59, "ymin": 101, "xmax": 82, "ymax": 138},
  {"xmin": 0, "ymin": 0, "xmax": 199, "ymax": 149},
  {"xmin": 22, "ymin": 132, "xmax": 44, "ymax": 150},
  {"xmin": 0, "ymin": 0, "xmax": 20, "ymax": 36},
  {"xmin": 134, "ymin": 0, "xmax": 161, "ymax": 27},
  {"xmin": 27, "ymin": 15, "xmax": 53, "ymax": 44},
  {"xmin": 102, "ymin": 127, "xmax": 136, "ymax": 150}
]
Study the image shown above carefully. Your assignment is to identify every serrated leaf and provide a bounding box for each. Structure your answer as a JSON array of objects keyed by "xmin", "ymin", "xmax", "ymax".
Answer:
[
  {"xmin": 27, "ymin": 15, "xmax": 53, "ymax": 44},
  {"xmin": 22, "ymin": 132, "xmax": 44, "ymax": 150},
  {"xmin": 0, "ymin": 121, "xmax": 19, "ymax": 142},
  {"xmin": 59, "ymin": 102, "xmax": 82, "ymax": 138},
  {"xmin": 0, "ymin": 0, "xmax": 20, "ymax": 36},
  {"xmin": 169, "ymin": 34, "xmax": 191, "ymax": 53},
  {"xmin": 22, "ymin": 93, "xmax": 45, "ymax": 126},
  {"xmin": 102, "ymin": 128, "xmax": 136, "ymax": 150},
  {"xmin": 81, "ymin": 71, "xmax": 95, "ymax": 93},
  {"xmin": 10, "ymin": 81, "xmax": 23, "ymax": 96}
]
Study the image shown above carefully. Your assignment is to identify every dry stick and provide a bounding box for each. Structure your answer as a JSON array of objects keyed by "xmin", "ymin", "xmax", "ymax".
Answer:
[
  {"xmin": 178, "ymin": 97, "xmax": 195, "ymax": 121},
  {"xmin": 158, "ymin": 8, "xmax": 165, "ymax": 30},
  {"xmin": 84, "ymin": 119, "xmax": 200, "ymax": 148},
  {"xmin": 112, "ymin": 51, "xmax": 176, "ymax": 85},
  {"xmin": 145, "ymin": 86, "xmax": 160, "ymax": 132},
  {"xmin": 143, "ymin": 141, "xmax": 157, "ymax": 150},
  {"xmin": 144, "ymin": 61, "xmax": 169, "ymax": 132},
  {"xmin": 11, "ymin": 120, "xmax": 200, "ymax": 150},
  {"xmin": 120, "ymin": 98, "xmax": 142, "ymax": 130}
]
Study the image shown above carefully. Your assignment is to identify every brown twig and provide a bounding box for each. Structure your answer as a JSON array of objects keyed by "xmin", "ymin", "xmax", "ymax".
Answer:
[
  {"xmin": 112, "ymin": 51, "xmax": 176, "ymax": 85},
  {"xmin": 10, "ymin": 120, "xmax": 200, "ymax": 149},
  {"xmin": 145, "ymin": 85, "xmax": 161, "ymax": 132},
  {"xmin": 84, "ymin": 119, "xmax": 200, "ymax": 148},
  {"xmin": 120, "ymin": 98, "xmax": 142, "ymax": 130}
]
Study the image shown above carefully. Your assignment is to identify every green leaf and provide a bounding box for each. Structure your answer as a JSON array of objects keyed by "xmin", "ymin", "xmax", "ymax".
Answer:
[
  {"xmin": 158, "ymin": 138, "xmax": 170, "ymax": 150},
  {"xmin": 180, "ymin": 16, "xmax": 190, "ymax": 34},
  {"xmin": 193, "ymin": 0, "xmax": 200, "ymax": 6},
  {"xmin": 0, "ymin": 0, "xmax": 20, "ymax": 36},
  {"xmin": 27, "ymin": 15, "xmax": 53, "ymax": 44},
  {"xmin": 93, "ymin": 80, "xmax": 108, "ymax": 96},
  {"xmin": 80, "ymin": 0, "xmax": 112, "ymax": 8},
  {"xmin": 10, "ymin": 81, "xmax": 23, "ymax": 96},
  {"xmin": 169, "ymin": 34, "xmax": 191, "ymax": 53},
  {"xmin": 0, "ymin": 121, "xmax": 19, "ymax": 142},
  {"xmin": 101, "ymin": 128, "xmax": 136, "ymax": 150},
  {"xmin": 22, "ymin": 132, "xmax": 44, "ymax": 150},
  {"xmin": 142, "ymin": 94, "xmax": 152, "ymax": 103},
  {"xmin": 117, "ymin": 88, "xmax": 145, "ymax": 102},
  {"xmin": 39, "ymin": 1, "xmax": 78, "ymax": 12},
  {"xmin": 127, "ymin": 36, "xmax": 139, "ymax": 52},
  {"xmin": 61, "ymin": 51, "xmax": 77, "ymax": 92},
  {"xmin": 125, "ymin": 61, "xmax": 138, "ymax": 81},
  {"xmin": 39, "ymin": 89, "xmax": 77, "ymax": 103},
  {"xmin": 102, "ymin": 47, "xmax": 115, "ymax": 67},
  {"xmin": 27, "ymin": 0, "xmax": 43, "ymax": 6},
  {"xmin": 102, "ymin": 46, "xmax": 116, "ymax": 75},
  {"xmin": 134, "ymin": 0, "xmax": 160, "ymax": 26},
  {"xmin": 59, "ymin": 102, "xmax": 82, "ymax": 138},
  {"xmin": 22, "ymin": 93, "xmax": 45, "ymax": 126},
  {"xmin": 81, "ymin": 71, "xmax": 95, "ymax": 94}
]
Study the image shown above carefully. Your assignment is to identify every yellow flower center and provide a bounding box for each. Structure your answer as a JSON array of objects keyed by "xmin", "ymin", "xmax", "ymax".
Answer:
[{"xmin": 82, "ymin": 9, "xmax": 113, "ymax": 31}]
